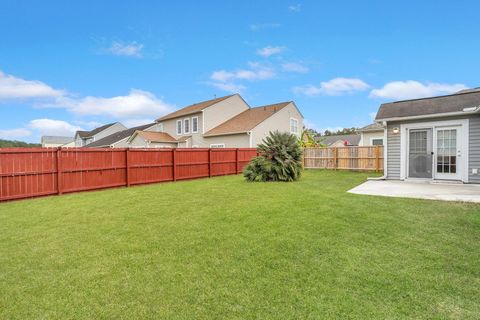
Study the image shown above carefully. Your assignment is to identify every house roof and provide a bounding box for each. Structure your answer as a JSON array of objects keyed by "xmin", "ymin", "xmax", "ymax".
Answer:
[
  {"xmin": 41, "ymin": 136, "xmax": 74, "ymax": 144},
  {"xmin": 357, "ymin": 123, "xmax": 384, "ymax": 132},
  {"xmin": 86, "ymin": 123, "xmax": 155, "ymax": 147},
  {"xmin": 76, "ymin": 122, "xmax": 119, "ymax": 138},
  {"xmin": 375, "ymin": 90, "xmax": 480, "ymax": 121},
  {"xmin": 321, "ymin": 134, "xmax": 360, "ymax": 146},
  {"xmin": 132, "ymin": 131, "xmax": 177, "ymax": 143},
  {"xmin": 204, "ymin": 102, "xmax": 291, "ymax": 136},
  {"xmin": 156, "ymin": 94, "xmax": 235, "ymax": 121}
]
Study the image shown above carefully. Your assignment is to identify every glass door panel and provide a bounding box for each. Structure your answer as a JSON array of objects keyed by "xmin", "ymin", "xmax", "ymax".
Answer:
[
  {"xmin": 435, "ymin": 127, "xmax": 460, "ymax": 179},
  {"xmin": 408, "ymin": 129, "xmax": 432, "ymax": 178}
]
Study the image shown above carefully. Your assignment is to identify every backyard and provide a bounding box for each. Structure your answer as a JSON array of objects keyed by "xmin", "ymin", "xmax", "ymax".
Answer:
[{"xmin": 1, "ymin": 170, "xmax": 479, "ymax": 319}]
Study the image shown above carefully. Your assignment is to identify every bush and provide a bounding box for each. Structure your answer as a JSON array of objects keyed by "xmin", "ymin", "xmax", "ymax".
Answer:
[{"xmin": 244, "ymin": 131, "xmax": 303, "ymax": 182}]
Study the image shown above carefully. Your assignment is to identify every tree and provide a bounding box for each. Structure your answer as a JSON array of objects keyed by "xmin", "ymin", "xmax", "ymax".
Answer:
[
  {"xmin": 243, "ymin": 131, "xmax": 303, "ymax": 182},
  {"xmin": 0, "ymin": 139, "xmax": 41, "ymax": 148}
]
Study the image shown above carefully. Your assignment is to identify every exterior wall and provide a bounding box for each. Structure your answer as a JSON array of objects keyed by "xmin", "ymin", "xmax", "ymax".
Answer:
[
  {"xmin": 386, "ymin": 123, "xmax": 401, "ymax": 179},
  {"xmin": 43, "ymin": 142, "xmax": 64, "ymax": 148},
  {"xmin": 157, "ymin": 112, "xmax": 205, "ymax": 147},
  {"xmin": 203, "ymin": 134, "xmax": 250, "ymax": 148},
  {"xmin": 111, "ymin": 138, "xmax": 130, "ymax": 148},
  {"xmin": 385, "ymin": 114, "xmax": 480, "ymax": 183},
  {"xmin": 469, "ymin": 115, "xmax": 480, "ymax": 183},
  {"xmin": 359, "ymin": 131, "xmax": 384, "ymax": 146},
  {"xmin": 330, "ymin": 140, "xmax": 347, "ymax": 147},
  {"xmin": 250, "ymin": 102, "xmax": 303, "ymax": 147},
  {"xmin": 202, "ymin": 94, "xmax": 249, "ymax": 132},
  {"xmin": 128, "ymin": 135, "xmax": 177, "ymax": 148}
]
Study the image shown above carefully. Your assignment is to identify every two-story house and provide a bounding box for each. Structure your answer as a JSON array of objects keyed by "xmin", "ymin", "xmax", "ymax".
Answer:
[
  {"xmin": 127, "ymin": 94, "xmax": 303, "ymax": 148},
  {"xmin": 74, "ymin": 122, "xmax": 127, "ymax": 147}
]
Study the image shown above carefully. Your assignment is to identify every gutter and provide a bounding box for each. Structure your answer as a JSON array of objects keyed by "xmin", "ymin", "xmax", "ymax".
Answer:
[{"xmin": 376, "ymin": 106, "xmax": 480, "ymax": 122}]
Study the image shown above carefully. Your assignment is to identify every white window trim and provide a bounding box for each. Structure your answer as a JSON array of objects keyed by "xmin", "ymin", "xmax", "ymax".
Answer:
[
  {"xmin": 399, "ymin": 119, "xmax": 469, "ymax": 182},
  {"xmin": 370, "ymin": 137, "xmax": 384, "ymax": 146},
  {"xmin": 184, "ymin": 118, "xmax": 190, "ymax": 134},
  {"xmin": 192, "ymin": 116, "xmax": 199, "ymax": 133},
  {"xmin": 176, "ymin": 120, "xmax": 182, "ymax": 135},
  {"xmin": 210, "ymin": 143, "xmax": 225, "ymax": 148},
  {"xmin": 290, "ymin": 117, "xmax": 299, "ymax": 135}
]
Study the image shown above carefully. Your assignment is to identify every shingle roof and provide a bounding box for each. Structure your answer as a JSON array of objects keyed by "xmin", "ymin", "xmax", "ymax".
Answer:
[
  {"xmin": 41, "ymin": 136, "xmax": 74, "ymax": 144},
  {"xmin": 376, "ymin": 90, "xmax": 480, "ymax": 120},
  {"xmin": 204, "ymin": 102, "xmax": 291, "ymax": 136},
  {"xmin": 320, "ymin": 134, "xmax": 360, "ymax": 146},
  {"xmin": 86, "ymin": 123, "xmax": 155, "ymax": 147},
  {"xmin": 156, "ymin": 94, "xmax": 235, "ymax": 121},
  {"xmin": 76, "ymin": 122, "xmax": 119, "ymax": 138},
  {"xmin": 357, "ymin": 123, "xmax": 384, "ymax": 132},
  {"xmin": 133, "ymin": 131, "xmax": 177, "ymax": 143}
]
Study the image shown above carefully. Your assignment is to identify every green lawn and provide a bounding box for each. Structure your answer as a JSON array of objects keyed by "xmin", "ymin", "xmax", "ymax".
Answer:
[{"xmin": 1, "ymin": 170, "xmax": 479, "ymax": 319}]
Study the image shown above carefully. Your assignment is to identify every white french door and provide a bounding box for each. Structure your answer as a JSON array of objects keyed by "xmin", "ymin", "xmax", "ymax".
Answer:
[{"xmin": 434, "ymin": 126, "xmax": 462, "ymax": 180}]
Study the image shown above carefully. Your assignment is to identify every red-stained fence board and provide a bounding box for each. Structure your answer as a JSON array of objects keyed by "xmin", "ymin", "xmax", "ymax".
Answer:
[{"xmin": 0, "ymin": 147, "xmax": 257, "ymax": 201}]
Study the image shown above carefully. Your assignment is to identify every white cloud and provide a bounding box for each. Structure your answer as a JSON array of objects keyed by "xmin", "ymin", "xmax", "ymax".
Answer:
[
  {"xmin": 106, "ymin": 41, "xmax": 144, "ymax": 57},
  {"xmin": 0, "ymin": 128, "xmax": 32, "ymax": 139},
  {"xmin": 250, "ymin": 23, "xmax": 281, "ymax": 31},
  {"xmin": 288, "ymin": 4, "xmax": 302, "ymax": 12},
  {"xmin": 28, "ymin": 119, "xmax": 82, "ymax": 136},
  {"xmin": 209, "ymin": 62, "xmax": 275, "ymax": 93},
  {"xmin": 257, "ymin": 46, "xmax": 286, "ymax": 57},
  {"xmin": 0, "ymin": 70, "xmax": 65, "ymax": 100},
  {"xmin": 59, "ymin": 89, "xmax": 174, "ymax": 118},
  {"xmin": 281, "ymin": 62, "xmax": 309, "ymax": 73},
  {"xmin": 369, "ymin": 81, "xmax": 468, "ymax": 100},
  {"xmin": 293, "ymin": 77, "xmax": 370, "ymax": 96}
]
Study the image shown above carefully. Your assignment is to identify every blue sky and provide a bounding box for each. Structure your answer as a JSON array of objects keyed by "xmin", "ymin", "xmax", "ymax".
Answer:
[{"xmin": 1, "ymin": 0, "xmax": 479, "ymax": 142}]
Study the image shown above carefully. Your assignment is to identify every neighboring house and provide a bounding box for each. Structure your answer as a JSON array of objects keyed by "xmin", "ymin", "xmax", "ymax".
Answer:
[
  {"xmin": 358, "ymin": 123, "xmax": 385, "ymax": 146},
  {"xmin": 129, "ymin": 94, "xmax": 303, "ymax": 148},
  {"xmin": 85, "ymin": 123, "xmax": 160, "ymax": 148},
  {"xmin": 320, "ymin": 134, "xmax": 360, "ymax": 147},
  {"xmin": 41, "ymin": 136, "xmax": 75, "ymax": 148},
  {"xmin": 375, "ymin": 89, "xmax": 480, "ymax": 183},
  {"xmin": 74, "ymin": 122, "xmax": 127, "ymax": 147}
]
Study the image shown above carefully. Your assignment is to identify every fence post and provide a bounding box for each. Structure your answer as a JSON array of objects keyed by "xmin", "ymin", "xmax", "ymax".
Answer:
[
  {"xmin": 208, "ymin": 149, "xmax": 212, "ymax": 177},
  {"xmin": 235, "ymin": 148, "xmax": 239, "ymax": 174},
  {"xmin": 334, "ymin": 147, "xmax": 338, "ymax": 170},
  {"xmin": 125, "ymin": 148, "xmax": 130, "ymax": 187},
  {"xmin": 56, "ymin": 148, "xmax": 63, "ymax": 195},
  {"xmin": 172, "ymin": 148, "xmax": 177, "ymax": 181},
  {"xmin": 375, "ymin": 145, "xmax": 380, "ymax": 172}
]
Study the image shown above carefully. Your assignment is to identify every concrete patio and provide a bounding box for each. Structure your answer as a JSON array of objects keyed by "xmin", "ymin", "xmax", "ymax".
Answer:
[{"xmin": 348, "ymin": 180, "xmax": 480, "ymax": 203}]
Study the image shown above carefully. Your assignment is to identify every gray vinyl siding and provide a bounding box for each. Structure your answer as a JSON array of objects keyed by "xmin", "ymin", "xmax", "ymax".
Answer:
[
  {"xmin": 469, "ymin": 115, "xmax": 480, "ymax": 183},
  {"xmin": 385, "ymin": 115, "xmax": 480, "ymax": 183},
  {"xmin": 386, "ymin": 123, "xmax": 401, "ymax": 179}
]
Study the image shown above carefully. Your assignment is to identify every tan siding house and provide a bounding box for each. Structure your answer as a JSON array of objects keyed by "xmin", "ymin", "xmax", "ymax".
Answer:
[{"xmin": 130, "ymin": 94, "xmax": 304, "ymax": 148}]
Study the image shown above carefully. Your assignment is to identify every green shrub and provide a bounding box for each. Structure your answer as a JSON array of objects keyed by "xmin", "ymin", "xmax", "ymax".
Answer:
[{"xmin": 244, "ymin": 131, "xmax": 303, "ymax": 182}]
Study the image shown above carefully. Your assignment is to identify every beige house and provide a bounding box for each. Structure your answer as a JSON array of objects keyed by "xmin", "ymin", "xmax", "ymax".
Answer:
[
  {"xmin": 358, "ymin": 123, "xmax": 385, "ymax": 146},
  {"xmin": 131, "ymin": 94, "xmax": 303, "ymax": 148},
  {"xmin": 41, "ymin": 136, "xmax": 75, "ymax": 148},
  {"xmin": 74, "ymin": 122, "xmax": 127, "ymax": 147}
]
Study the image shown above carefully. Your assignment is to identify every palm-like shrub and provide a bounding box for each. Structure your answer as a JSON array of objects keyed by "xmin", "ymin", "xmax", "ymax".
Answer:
[{"xmin": 244, "ymin": 131, "xmax": 303, "ymax": 182}]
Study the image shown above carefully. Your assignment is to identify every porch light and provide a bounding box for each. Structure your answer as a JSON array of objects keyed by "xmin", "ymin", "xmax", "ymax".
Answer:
[{"xmin": 392, "ymin": 127, "xmax": 400, "ymax": 134}]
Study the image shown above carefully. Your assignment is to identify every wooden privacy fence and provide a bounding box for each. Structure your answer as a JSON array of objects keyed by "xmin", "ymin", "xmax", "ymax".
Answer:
[
  {"xmin": 304, "ymin": 146, "xmax": 384, "ymax": 171},
  {"xmin": 0, "ymin": 148, "xmax": 257, "ymax": 202}
]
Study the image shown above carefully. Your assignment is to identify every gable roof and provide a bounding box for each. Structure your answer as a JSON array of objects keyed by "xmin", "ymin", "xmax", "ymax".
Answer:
[
  {"xmin": 76, "ymin": 122, "xmax": 119, "ymax": 139},
  {"xmin": 86, "ymin": 123, "xmax": 155, "ymax": 147},
  {"xmin": 41, "ymin": 136, "xmax": 74, "ymax": 145},
  {"xmin": 357, "ymin": 123, "xmax": 384, "ymax": 132},
  {"xmin": 130, "ymin": 131, "xmax": 177, "ymax": 143},
  {"xmin": 376, "ymin": 90, "xmax": 480, "ymax": 121},
  {"xmin": 156, "ymin": 94, "xmax": 236, "ymax": 121},
  {"xmin": 321, "ymin": 134, "xmax": 360, "ymax": 146},
  {"xmin": 204, "ymin": 102, "xmax": 291, "ymax": 137}
]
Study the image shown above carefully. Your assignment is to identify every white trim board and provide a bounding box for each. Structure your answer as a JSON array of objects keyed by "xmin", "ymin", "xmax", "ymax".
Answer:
[{"xmin": 399, "ymin": 118, "xmax": 469, "ymax": 182}]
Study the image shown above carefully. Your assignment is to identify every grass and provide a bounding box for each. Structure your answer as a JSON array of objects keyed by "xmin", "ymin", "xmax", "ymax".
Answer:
[{"xmin": 1, "ymin": 170, "xmax": 479, "ymax": 319}]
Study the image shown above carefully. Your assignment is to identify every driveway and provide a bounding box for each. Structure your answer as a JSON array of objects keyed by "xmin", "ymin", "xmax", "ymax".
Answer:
[{"xmin": 348, "ymin": 180, "xmax": 480, "ymax": 203}]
